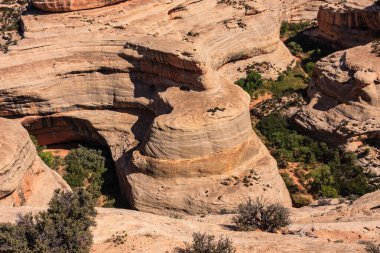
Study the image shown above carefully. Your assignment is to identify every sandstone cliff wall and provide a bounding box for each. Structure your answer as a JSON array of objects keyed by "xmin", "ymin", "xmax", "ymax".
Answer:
[{"xmin": 315, "ymin": 0, "xmax": 380, "ymax": 48}]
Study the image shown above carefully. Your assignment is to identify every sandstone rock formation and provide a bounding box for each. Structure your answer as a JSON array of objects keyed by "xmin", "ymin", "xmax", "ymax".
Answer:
[
  {"xmin": 0, "ymin": 0, "xmax": 293, "ymax": 214},
  {"xmin": 282, "ymin": 0, "xmax": 339, "ymax": 22},
  {"xmin": 313, "ymin": 0, "xmax": 380, "ymax": 48},
  {"xmin": 294, "ymin": 42, "xmax": 380, "ymax": 145},
  {"xmin": 0, "ymin": 118, "xmax": 70, "ymax": 207},
  {"xmin": 32, "ymin": 0, "xmax": 125, "ymax": 12}
]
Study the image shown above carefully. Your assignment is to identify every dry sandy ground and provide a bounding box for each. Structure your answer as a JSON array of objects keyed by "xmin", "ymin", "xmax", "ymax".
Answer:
[{"xmin": 1, "ymin": 200, "xmax": 379, "ymax": 253}]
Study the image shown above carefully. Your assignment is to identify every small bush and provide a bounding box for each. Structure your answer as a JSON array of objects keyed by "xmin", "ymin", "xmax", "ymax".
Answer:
[
  {"xmin": 280, "ymin": 21, "xmax": 313, "ymax": 38},
  {"xmin": 232, "ymin": 198, "xmax": 291, "ymax": 232},
  {"xmin": 291, "ymin": 193, "xmax": 312, "ymax": 208},
  {"xmin": 360, "ymin": 241, "xmax": 380, "ymax": 253},
  {"xmin": 235, "ymin": 71, "xmax": 263, "ymax": 96},
  {"xmin": 317, "ymin": 197, "xmax": 331, "ymax": 206},
  {"xmin": 30, "ymin": 135, "xmax": 61, "ymax": 170},
  {"xmin": 287, "ymin": 41, "xmax": 303, "ymax": 55},
  {"xmin": 366, "ymin": 243, "xmax": 380, "ymax": 253},
  {"xmin": 185, "ymin": 233, "xmax": 236, "ymax": 253},
  {"xmin": 304, "ymin": 62, "xmax": 315, "ymax": 75},
  {"xmin": 0, "ymin": 189, "xmax": 96, "ymax": 253}
]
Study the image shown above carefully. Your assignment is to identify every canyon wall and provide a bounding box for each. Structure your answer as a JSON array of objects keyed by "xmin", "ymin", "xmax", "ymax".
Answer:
[
  {"xmin": 0, "ymin": 0, "xmax": 293, "ymax": 214},
  {"xmin": 314, "ymin": 0, "xmax": 380, "ymax": 48},
  {"xmin": 282, "ymin": 0, "xmax": 340, "ymax": 22}
]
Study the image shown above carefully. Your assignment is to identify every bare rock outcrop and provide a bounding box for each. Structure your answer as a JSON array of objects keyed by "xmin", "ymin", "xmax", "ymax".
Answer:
[
  {"xmin": 32, "ymin": 0, "xmax": 125, "ymax": 12},
  {"xmin": 314, "ymin": 0, "xmax": 380, "ymax": 48},
  {"xmin": 282, "ymin": 0, "xmax": 339, "ymax": 22},
  {"xmin": 0, "ymin": 118, "xmax": 70, "ymax": 207},
  {"xmin": 0, "ymin": 0, "xmax": 293, "ymax": 214},
  {"xmin": 294, "ymin": 42, "xmax": 380, "ymax": 145}
]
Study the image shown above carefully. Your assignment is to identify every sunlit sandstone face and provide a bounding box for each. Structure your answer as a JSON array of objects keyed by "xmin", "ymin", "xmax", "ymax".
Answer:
[
  {"xmin": 0, "ymin": 118, "xmax": 70, "ymax": 207},
  {"xmin": 294, "ymin": 1, "xmax": 380, "ymax": 145},
  {"xmin": 32, "ymin": 0, "xmax": 125, "ymax": 12},
  {"xmin": 315, "ymin": 0, "xmax": 380, "ymax": 48},
  {"xmin": 294, "ymin": 43, "xmax": 380, "ymax": 145},
  {"xmin": 0, "ymin": 0, "xmax": 293, "ymax": 214}
]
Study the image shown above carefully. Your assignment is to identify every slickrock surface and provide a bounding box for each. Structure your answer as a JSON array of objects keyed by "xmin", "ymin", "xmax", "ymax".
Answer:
[
  {"xmin": 0, "ymin": 0, "xmax": 293, "ymax": 214},
  {"xmin": 282, "ymin": 0, "xmax": 339, "ymax": 22},
  {"xmin": 0, "ymin": 118, "xmax": 69, "ymax": 207},
  {"xmin": 32, "ymin": 0, "xmax": 125, "ymax": 12},
  {"xmin": 1, "ymin": 191, "xmax": 379, "ymax": 252},
  {"xmin": 294, "ymin": 42, "xmax": 380, "ymax": 145},
  {"xmin": 314, "ymin": 0, "xmax": 380, "ymax": 48}
]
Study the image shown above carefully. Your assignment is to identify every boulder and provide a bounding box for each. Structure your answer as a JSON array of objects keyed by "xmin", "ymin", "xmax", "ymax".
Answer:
[{"xmin": 0, "ymin": 118, "xmax": 70, "ymax": 207}]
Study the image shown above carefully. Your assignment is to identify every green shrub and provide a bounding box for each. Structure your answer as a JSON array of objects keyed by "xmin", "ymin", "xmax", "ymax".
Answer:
[
  {"xmin": 233, "ymin": 198, "xmax": 291, "ymax": 232},
  {"xmin": 185, "ymin": 233, "xmax": 236, "ymax": 253},
  {"xmin": 280, "ymin": 173, "xmax": 298, "ymax": 194},
  {"xmin": 30, "ymin": 135, "xmax": 46, "ymax": 153},
  {"xmin": 291, "ymin": 193, "xmax": 311, "ymax": 208},
  {"xmin": 280, "ymin": 21, "xmax": 313, "ymax": 38},
  {"xmin": 64, "ymin": 146, "xmax": 106, "ymax": 198},
  {"xmin": 287, "ymin": 41, "xmax": 303, "ymax": 55},
  {"xmin": 235, "ymin": 71, "xmax": 263, "ymax": 96},
  {"xmin": 321, "ymin": 185, "xmax": 339, "ymax": 198},
  {"xmin": 30, "ymin": 135, "xmax": 61, "ymax": 170},
  {"xmin": 0, "ymin": 189, "xmax": 96, "ymax": 253},
  {"xmin": 304, "ymin": 62, "xmax": 315, "ymax": 75},
  {"xmin": 308, "ymin": 164, "xmax": 335, "ymax": 196}
]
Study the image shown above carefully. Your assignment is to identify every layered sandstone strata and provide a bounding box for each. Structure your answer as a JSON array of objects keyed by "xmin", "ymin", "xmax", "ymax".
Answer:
[
  {"xmin": 0, "ymin": 118, "xmax": 70, "ymax": 207},
  {"xmin": 32, "ymin": 0, "xmax": 125, "ymax": 12},
  {"xmin": 282, "ymin": 0, "xmax": 339, "ymax": 22},
  {"xmin": 315, "ymin": 0, "xmax": 380, "ymax": 48},
  {"xmin": 294, "ymin": 42, "xmax": 380, "ymax": 145},
  {"xmin": 0, "ymin": 0, "xmax": 293, "ymax": 214}
]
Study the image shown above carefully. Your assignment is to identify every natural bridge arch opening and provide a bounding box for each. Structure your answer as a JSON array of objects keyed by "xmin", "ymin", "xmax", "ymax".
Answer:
[{"xmin": 21, "ymin": 116, "xmax": 130, "ymax": 209}]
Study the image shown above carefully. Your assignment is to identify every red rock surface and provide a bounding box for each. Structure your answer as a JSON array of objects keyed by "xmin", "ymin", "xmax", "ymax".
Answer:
[{"xmin": 32, "ymin": 0, "xmax": 125, "ymax": 12}]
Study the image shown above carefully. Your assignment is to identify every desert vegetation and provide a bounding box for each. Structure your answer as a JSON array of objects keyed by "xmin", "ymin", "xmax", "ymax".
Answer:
[
  {"xmin": 0, "ymin": 189, "xmax": 96, "ymax": 253},
  {"xmin": 64, "ymin": 146, "xmax": 106, "ymax": 199},
  {"xmin": 184, "ymin": 233, "xmax": 236, "ymax": 253},
  {"xmin": 235, "ymin": 66, "xmax": 307, "ymax": 98},
  {"xmin": 280, "ymin": 21, "xmax": 315, "ymax": 38},
  {"xmin": 232, "ymin": 198, "xmax": 291, "ymax": 232},
  {"xmin": 364, "ymin": 242, "xmax": 380, "ymax": 253},
  {"xmin": 30, "ymin": 135, "xmax": 62, "ymax": 170},
  {"xmin": 31, "ymin": 136, "xmax": 125, "ymax": 208},
  {"xmin": 0, "ymin": 0, "xmax": 29, "ymax": 52},
  {"xmin": 281, "ymin": 21, "xmax": 334, "ymax": 74},
  {"xmin": 255, "ymin": 113, "xmax": 375, "ymax": 206},
  {"xmin": 238, "ymin": 21, "xmax": 379, "ymax": 207}
]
